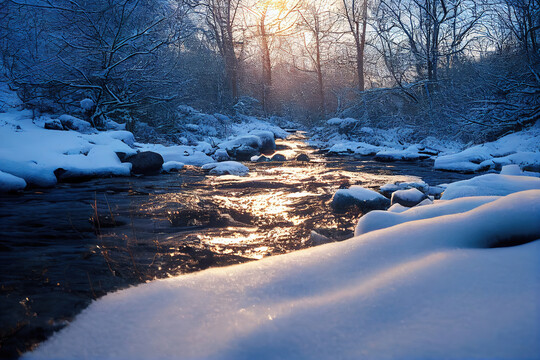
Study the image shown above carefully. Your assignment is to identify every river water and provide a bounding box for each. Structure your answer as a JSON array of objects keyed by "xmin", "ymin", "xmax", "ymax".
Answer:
[{"xmin": 0, "ymin": 134, "xmax": 473, "ymax": 358}]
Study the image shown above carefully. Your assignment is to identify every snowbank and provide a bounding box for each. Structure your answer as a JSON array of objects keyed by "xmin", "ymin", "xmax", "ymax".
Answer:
[
  {"xmin": 441, "ymin": 174, "xmax": 540, "ymax": 200},
  {"xmin": 0, "ymin": 111, "xmax": 136, "ymax": 187},
  {"xmin": 0, "ymin": 170, "xmax": 26, "ymax": 192},
  {"xmin": 355, "ymin": 196, "xmax": 500, "ymax": 236},
  {"xmin": 25, "ymin": 190, "xmax": 540, "ymax": 360},
  {"xmin": 434, "ymin": 126, "xmax": 540, "ymax": 173}
]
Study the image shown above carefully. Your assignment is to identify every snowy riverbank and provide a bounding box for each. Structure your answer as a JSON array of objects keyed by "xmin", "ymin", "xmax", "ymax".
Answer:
[
  {"xmin": 310, "ymin": 117, "xmax": 540, "ymax": 174},
  {"xmin": 23, "ymin": 171, "xmax": 540, "ymax": 359}
]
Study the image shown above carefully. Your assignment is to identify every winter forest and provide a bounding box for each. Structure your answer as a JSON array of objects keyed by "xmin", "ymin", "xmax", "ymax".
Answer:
[{"xmin": 0, "ymin": 0, "xmax": 539, "ymax": 359}]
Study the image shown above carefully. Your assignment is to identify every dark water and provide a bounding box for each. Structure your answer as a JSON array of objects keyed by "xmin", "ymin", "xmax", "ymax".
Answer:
[{"xmin": 0, "ymin": 134, "xmax": 473, "ymax": 358}]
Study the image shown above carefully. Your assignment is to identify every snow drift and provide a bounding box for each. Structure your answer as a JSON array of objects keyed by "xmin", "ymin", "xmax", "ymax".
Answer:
[{"xmin": 25, "ymin": 190, "xmax": 540, "ymax": 360}]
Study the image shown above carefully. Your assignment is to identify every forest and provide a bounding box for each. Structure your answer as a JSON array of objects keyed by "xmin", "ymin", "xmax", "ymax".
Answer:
[{"xmin": 1, "ymin": 0, "xmax": 538, "ymax": 140}]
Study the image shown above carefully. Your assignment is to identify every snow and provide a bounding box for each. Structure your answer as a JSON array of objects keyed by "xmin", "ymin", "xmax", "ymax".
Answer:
[
  {"xmin": 218, "ymin": 135, "xmax": 262, "ymax": 152},
  {"xmin": 0, "ymin": 83, "xmax": 23, "ymax": 110},
  {"xmin": 162, "ymin": 161, "xmax": 184, "ymax": 172},
  {"xmin": 202, "ymin": 161, "xmax": 249, "ymax": 176},
  {"xmin": 327, "ymin": 141, "xmax": 380, "ymax": 156},
  {"xmin": 0, "ymin": 170, "xmax": 26, "ymax": 192},
  {"xmin": 441, "ymin": 174, "xmax": 540, "ymax": 200},
  {"xmin": 334, "ymin": 185, "xmax": 387, "ymax": 202},
  {"xmin": 390, "ymin": 188, "xmax": 427, "ymax": 207},
  {"xmin": 326, "ymin": 117, "xmax": 358, "ymax": 128},
  {"xmin": 138, "ymin": 143, "xmax": 215, "ymax": 167},
  {"xmin": 375, "ymin": 144, "xmax": 429, "ymax": 161},
  {"xmin": 80, "ymin": 98, "xmax": 95, "ymax": 111},
  {"xmin": 106, "ymin": 131, "xmax": 135, "ymax": 147},
  {"xmin": 331, "ymin": 185, "xmax": 390, "ymax": 213},
  {"xmin": 58, "ymin": 115, "xmax": 94, "ymax": 133},
  {"xmin": 0, "ymin": 109, "xmax": 136, "ymax": 187},
  {"xmin": 25, "ymin": 190, "xmax": 540, "ymax": 360},
  {"xmin": 355, "ymin": 196, "xmax": 500, "ymax": 236},
  {"xmin": 434, "ymin": 126, "xmax": 540, "ymax": 173}
]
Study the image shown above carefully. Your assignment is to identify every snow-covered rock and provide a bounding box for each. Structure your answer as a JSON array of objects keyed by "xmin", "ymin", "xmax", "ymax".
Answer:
[
  {"xmin": 374, "ymin": 144, "xmax": 431, "ymax": 162},
  {"xmin": 331, "ymin": 185, "xmax": 390, "ymax": 213},
  {"xmin": 59, "ymin": 115, "xmax": 94, "ymax": 133},
  {"xmin": 441, "ymin": 174, "xmax": 540, "ymax": 200},
  {"xmin": 379, "ymin": 180, "xmax": 429, "ymax": 198},
  {"xmin": 44, "ymin": 118, "xmax": 64, "ymax": 131},
  {"xmin": 0, "ymin": 170, "xmax": 26, "ymax": 192},
  {"xmin": 107, "ymin": 131, "xmax": 135, "ymax": 147},
  {"xmin": 162, "ymin": 161, "xmax": 185, "ymax": 172},
  {"xmin": 249, "ymin": 130, "xmax": 276, "ymax": 153},
  {"xmin": 213, "ymin": 149, "xmax": 230, "ymax": 162},
  {"xmin": 25, "ymin": 190, "xmax": 540, "ymax": 360},
  {"xmin": 0, "ymin": 159, "xmax": 58, "ymax": 188},
  {"xmin": 355, "ymin": 196, "xmax": 500, "ymax": 236},
  {"xmin": 327, "ymin": 141, "xmax": 380, "ymax": 156},
  {"xmin": 139, "ymin": 144, "xmax": 215, "ymax": 167},
  {"xmin": 80, "ymin": 99, "xmax": 95, "ymax": 111},
  {"xmin": 500, "ymin": 164, "xmax": 523, "ymax": 176},
  {"xmin": 391, "ymin": 188, "xmax": 428, "ymax": 207},
  {"xmin": 202, "ymin": 161, "xmax": 249, "ymax": 176},
  {"xmin": 219, "ymin": 135, "xmax": 263, "ymax": 160}
]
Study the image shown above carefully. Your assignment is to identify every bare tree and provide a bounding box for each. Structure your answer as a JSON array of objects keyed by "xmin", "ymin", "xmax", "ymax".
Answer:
[
  {"xmin": 295, "ymin": 0, "xmax": 340, "ymax": 114},
  {"xmin": 202, "ymin": 0, "xmax": 243, "ymax": 102},
  {"xmin": 245, "ymin": 0, "xmax": 301, "ymax": 112},
  {"xmin": 341, "ymin": 0, "xmax": 369, "ymax": 91}
]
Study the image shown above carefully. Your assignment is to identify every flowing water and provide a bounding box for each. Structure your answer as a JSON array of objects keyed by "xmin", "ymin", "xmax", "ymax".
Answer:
[{"xmin": 0, "ymin": 133, "xmax": 473, "ymax": 358}]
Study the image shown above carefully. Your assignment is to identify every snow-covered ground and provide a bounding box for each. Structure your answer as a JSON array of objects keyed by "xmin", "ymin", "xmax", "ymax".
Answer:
[
  {"xmin": 23, "ymin": 171, "xmax": 540, "ymax": 360},
  {"xmin": 312, "ymin": 117, "xmax": 540, "ymax": 174},
  {"xmin": 0, "ymin": 86, "xmax": 294, "ymax": 192},
  {"xmin": 434, "ymin": 125, "xmax": 540, "ymax": 173}
]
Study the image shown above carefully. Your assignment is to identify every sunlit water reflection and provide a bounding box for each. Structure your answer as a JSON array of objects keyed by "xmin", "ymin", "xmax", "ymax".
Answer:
[{"xmin": 0, "ymin": 132, "xmax": 474, "ymax": 357}]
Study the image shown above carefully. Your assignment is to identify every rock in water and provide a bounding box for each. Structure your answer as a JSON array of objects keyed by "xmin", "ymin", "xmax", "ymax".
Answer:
[
  {"xmin": 331, "ymin": 185, "xmax": 390, "ymax": 213},
  {"xmin": 391, "ymin": 188, "xmax": 428, "ymax": 207},
  {"xmin": 249, "ymin": 130, "xmax": 276, "ymax": 154},
  {"xmin": 126, "ymin": 151, "xmax": 164, "ymax": 175},
  {"xmin": 296, "ymin": 154, "xmax": 310, "ymax": 162},
  {"xmin": 271, "ymin": 153, "xmax": 287, "ymax": 162}
]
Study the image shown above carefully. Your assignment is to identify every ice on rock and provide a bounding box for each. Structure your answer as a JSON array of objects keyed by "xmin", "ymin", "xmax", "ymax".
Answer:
[
  {"xmin": 202, "ymin": 161, "xmax": 249, "ymax": 176},
  {"xmin": 0, "ymin": 170, "xmax": 26, "ymax": 192}
]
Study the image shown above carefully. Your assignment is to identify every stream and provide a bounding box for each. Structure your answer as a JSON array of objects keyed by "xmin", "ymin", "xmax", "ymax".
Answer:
[{"xmin": 0, "ymin": 133, "xmax": 474, "ymax": 358}]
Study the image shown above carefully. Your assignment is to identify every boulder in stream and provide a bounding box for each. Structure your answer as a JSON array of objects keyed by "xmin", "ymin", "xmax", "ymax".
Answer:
[
  {"xmin": 391, "ymin": 188, "xmax": 428, "ymax": 207},
  {"xmin": 126, "ymin": 151, "xmax": 164, "ymax": 175},
  {"xmin": 331, "ymin": 185, "xmax": 390, "ymax": 213}
]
